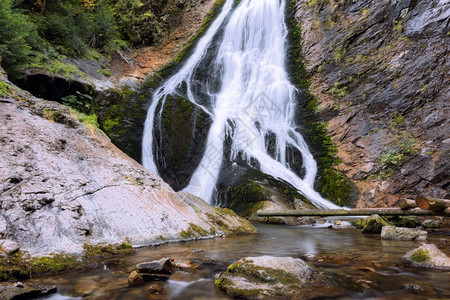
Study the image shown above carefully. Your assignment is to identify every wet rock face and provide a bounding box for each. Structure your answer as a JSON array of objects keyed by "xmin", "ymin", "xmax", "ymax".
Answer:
[
  {"xmin": 402, "ymin": 244, "xmax": 450, "ymax": 269},
  {"xmin": 215, "ymin": 256, "xmax": 338, "ymax": 298},
  {"xmin": 295, "ymin": 0, "xmax": 450, "ymax": 207},
  {"xmin": 154, "ymin": 95, "xmax": 212, "ymax": 191},
  {"xmin": 0, "ymin": 87, "xmax": 256, "ymax": 255}
]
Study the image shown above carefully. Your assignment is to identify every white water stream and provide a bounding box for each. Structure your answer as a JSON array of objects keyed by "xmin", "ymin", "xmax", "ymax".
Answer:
[{"xmin": 142, "ymin": 0, "xmax": 339, "ymax": 209}]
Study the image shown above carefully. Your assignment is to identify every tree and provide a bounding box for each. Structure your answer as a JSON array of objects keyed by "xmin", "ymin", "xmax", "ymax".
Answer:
[{"xmin": 0, "ymin": 0, "xmax": 37, "ymax": 74}]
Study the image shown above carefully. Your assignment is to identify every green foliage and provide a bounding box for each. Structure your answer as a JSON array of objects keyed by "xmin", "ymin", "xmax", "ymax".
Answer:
[
  {"xmin": 379, "ymin": 133, "xmax": 417, "ymax": 176},
  {"xmin": 63, "ymin": 91, "xmax": 95, "ymax": 114},
  {"xmin": 70, "ymin": 109, "xmax": 100, "ymax": 129},
  {"xmin": 0, "ymin": 0, "xmax": 39, "ymax": 74},
  {"xmin": 36, "ymin": 0, "xmax": 121, "ymax": 57},
  {"xmin": 410, "ymin": 249, "xmax": 430, "ymax": 263},
  {"xmin": 327, "ymin": 81, "xmax": 348, "ymax": 98}
]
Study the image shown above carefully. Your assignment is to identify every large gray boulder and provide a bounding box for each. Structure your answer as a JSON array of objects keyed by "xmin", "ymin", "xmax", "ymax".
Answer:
[
  {"xmin": 0, "ymin": 87, "xmax": 256, "ymax": 255},
  {"xmin": 215, "ymin": 256, "xmax": 338, "ymax": 298},
  {"xmin": 402, "ymin": 244, "xmax": 450, "ymax": 269},
  {"xmin": 381, "ymin": 226, "xmax": 427, "ymax": 241}
]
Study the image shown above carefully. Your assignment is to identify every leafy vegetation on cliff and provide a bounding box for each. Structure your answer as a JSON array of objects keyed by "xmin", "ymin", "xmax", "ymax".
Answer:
[{"xmin": 0, "ymin": 0, "xmax": 187, "ymax": 77}]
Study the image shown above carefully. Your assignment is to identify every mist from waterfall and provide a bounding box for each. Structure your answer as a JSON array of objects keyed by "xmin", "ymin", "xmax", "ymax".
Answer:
[{"xmin": 142, "ymin": 0, "xmax": 339, "ymax": 209}]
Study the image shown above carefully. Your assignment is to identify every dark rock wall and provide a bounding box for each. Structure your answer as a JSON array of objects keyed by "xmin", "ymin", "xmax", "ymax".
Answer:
[{"xmin": 294, "ymin": 0, "xmax": 449, "ymax": 207}]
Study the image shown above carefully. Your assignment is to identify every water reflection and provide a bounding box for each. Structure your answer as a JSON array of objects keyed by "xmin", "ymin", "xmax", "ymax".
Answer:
[{"xmin": 36, "ymin": 223, "xmax": 450, "ymax": 299}]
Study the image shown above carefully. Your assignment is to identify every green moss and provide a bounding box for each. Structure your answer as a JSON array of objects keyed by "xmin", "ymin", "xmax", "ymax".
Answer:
[
  {"xmin": 286, "ymin": 0, "xmax": 351, "ymax": 207},
  {"xmin": 227, "ymin": 262, "xmax": 241, "ymax": 273},
  {"xmin": 83, "ymin": 242, "xmax": 135, "ymax": 258},
  {"xmin": 180, "ymin": 223, "xmax": 210, "ymax": 239},
  {"xmin": 214, "ymin": 277, "xmax": 225, "ymax": 289},
  {"xmin": 43, "ymin": 108, "xmax": 61, "ymax": 122},
  {"xmin": 30, "ymin": 255, "xmax": 78, "ymax": 275},
  {"xmin": 411, "ymin": 249, "xmax": 430, "ymax": 263},
  {"xmin": 0, "ymin": 81, "xmax": 12, "ymax": 97},
  {"xmin": 319, "ymin": 168, "xmax": 351, "ymax": 206},
  {"xmin": 180, "ymin": 231, "xmax": 190, "ymax": 239}
]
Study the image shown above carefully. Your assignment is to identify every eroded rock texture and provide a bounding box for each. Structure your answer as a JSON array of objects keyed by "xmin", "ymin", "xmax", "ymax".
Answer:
[
  {"xmin": 0, "ymin": 79, "xmax": 256, "ymax": 255},
  {"xmin": 295, "ymin": 0, "xmax": 449, "ymax": 207}
]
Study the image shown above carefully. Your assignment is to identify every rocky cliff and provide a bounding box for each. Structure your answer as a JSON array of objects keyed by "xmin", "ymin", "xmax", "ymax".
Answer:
[
  {"xmin": 294, "ymin": 0, "xmax": 449, "ymax": 207},
  {"xmin": 0, "ymin": 69, "xmax": 256, "ymax": 255}
]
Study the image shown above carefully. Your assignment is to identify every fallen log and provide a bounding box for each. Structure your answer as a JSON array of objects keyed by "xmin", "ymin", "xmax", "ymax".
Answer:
[
  {"xmin": 398, "ymin": 199, "xmax": 417, "ymax": 210},
  {"xmin": 415, "ymin": 196, "xmax": 450, "ymax": 211},
  {"xmin": 257, "ymin": 208, "xmax": 450, "ymax": 217}
]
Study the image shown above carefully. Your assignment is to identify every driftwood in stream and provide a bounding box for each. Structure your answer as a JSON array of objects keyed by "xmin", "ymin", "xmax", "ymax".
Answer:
[
  {"xmin": 257, "ymin": 208, "xmax": 450, "ymax": 217},
  {"xmin": 398, "ymin": 199, "xmax": 417, "ymax": 210},
  {"xmin": 415, "ymin": 197, "xmax": 450, "ymax": 211}
]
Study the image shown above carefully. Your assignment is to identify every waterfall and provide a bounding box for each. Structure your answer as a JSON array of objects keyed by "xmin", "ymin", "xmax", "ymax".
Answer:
[{"xmin": 142, "ymin": 0, "xmax": 340, "ymax": 209}]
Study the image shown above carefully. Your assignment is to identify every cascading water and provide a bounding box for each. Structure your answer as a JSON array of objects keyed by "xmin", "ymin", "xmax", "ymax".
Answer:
[{"xmin": 142, "ymin": 0, "xmax": 340, "ymax": 209}]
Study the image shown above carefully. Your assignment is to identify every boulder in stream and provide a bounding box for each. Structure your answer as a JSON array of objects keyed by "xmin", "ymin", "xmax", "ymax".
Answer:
[
  {"xmin": 381, "ymin": 226, "xmax": 427, "ymax": 241},
  {"xmin": 215, "ymin": 256, "xmax": 339, "ymax": 298},
  {"xmin": 402, "ymin": 244, "xmax": 450, "ymax": 269},
  {"xmin": 361, "ymin": 215, "xmax": 391, "ymax": 234}
]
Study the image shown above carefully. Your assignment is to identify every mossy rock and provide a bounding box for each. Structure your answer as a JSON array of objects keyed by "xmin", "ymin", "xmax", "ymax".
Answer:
[
  {"xmin": 385, "ymin": 216, "xmax": 420, "ymax": 228},
  {"xmin": 218, "ymin": 167, "xmax": 314, "ymax": 217},
  {"xmin": 361, "ymin": 214, "xmax": 391, "ymax": 234},
  {"xmin": 215, "ymin": 256, "xmax": 336, "ymax": 298}
]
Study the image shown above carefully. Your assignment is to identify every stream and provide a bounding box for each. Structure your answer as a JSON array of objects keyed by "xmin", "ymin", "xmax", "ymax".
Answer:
[{"xmin": 34, "ymin": 222, "xmax": 449, "ymax": 299}]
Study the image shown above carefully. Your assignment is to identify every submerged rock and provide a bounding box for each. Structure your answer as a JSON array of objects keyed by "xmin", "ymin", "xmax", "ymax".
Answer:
[
  {"xmin": 402, "ymin": 244, "xmax": 450, "ymax": 269},
  {"xmin": 215, "ymin": 256, "xmax": 338, "ymax": 299},
  {"xmin": 128, "ymin": 271, "xmax": 144, "ymax": 286},
  {"xmin": 381, "ymin": 226, "xmax": 427, "ymax": 241},
  {"xmin": 0, "ymin": 83, "xmax": 256, "ymax": 255},
  {"xmin": 136, "ymin": 258, "xmax": 175, "ymax": 275}
]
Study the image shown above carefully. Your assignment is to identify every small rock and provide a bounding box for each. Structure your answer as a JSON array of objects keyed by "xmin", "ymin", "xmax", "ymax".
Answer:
[
  {"xmin": 136, "ymin": 258, "xmax": 175, "ymax": 275},
  {"xmin": 381, "ymin": 226, "xmax": 427, "ymax": 241},
  {"xmin": 362, "ymin": 215, "xmax": 390, "ymax": 234},
  {"xmin": 146, "ymin": 283, "xmax": 164, "ymax": 294},
  {"xmin": 402, "ymin": 244, "xmax": 450, "ymax": 269},
  {"xmin": 0, "ymin": 240, "xmax": 20, "ymax": 254},
  {"xmin": 173, "ymin": 259, "xmax": 194, "ymax": 270},
  {"xmin": 421, "ymin": 219, "xmax": 441, "ymax": 228},
  {"xmin": 128, "ymin": 271, "xmax": 144, "ymax": 286}
]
